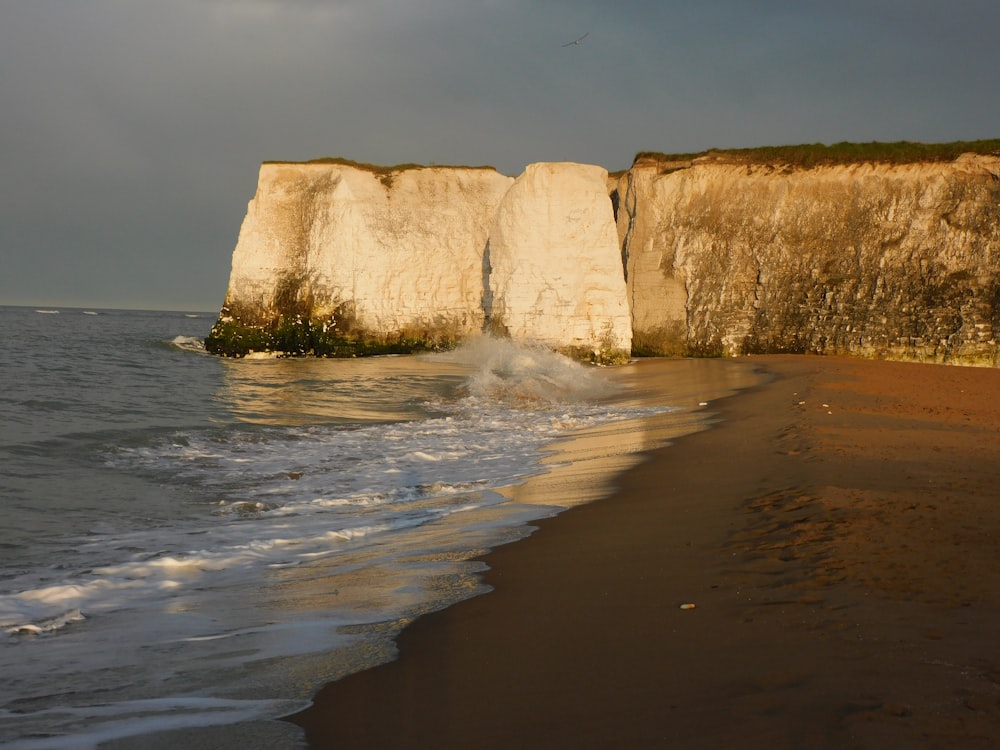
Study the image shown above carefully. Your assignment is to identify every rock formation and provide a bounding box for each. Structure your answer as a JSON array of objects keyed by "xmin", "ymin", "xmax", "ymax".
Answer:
[
  {"xmin": 207, "ymin": 161, "xmax": 513, "ymax": 356},
  {"xmin": 207, "ymin": 144, "xmax": 1000, "ymax": 367},
  {"xmin": 206, "ymin": 159, "xmax": 630, "ymax": 362},
  {"xmin": 486, "ymin": 163, "xmax": 630, "ymax": 364},
  {"xmin": 616, "ymin": 152, "xmax": 1000, "ymax": 365}
]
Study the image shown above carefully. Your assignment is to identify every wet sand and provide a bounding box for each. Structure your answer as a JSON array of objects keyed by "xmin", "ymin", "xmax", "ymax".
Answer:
[{"xmin": 288, "ymin": 355, "xmax": 1000, "ymax": 749}]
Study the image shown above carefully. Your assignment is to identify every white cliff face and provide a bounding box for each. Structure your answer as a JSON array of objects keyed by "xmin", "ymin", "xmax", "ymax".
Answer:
[
  {"xmin": 224, "ymin": 162, "xmax": 513, "ymax": 338},
  {"xmin": 487, "ymin": 162, "xmax": 631, "ymax": 361},
  {"xmin": 618, "ymin": 154, "xmax": 1000, "ymax": 364},
  {"xmin": 212, "ymin": 151, "xmax": 1000, "ymax": 366}
]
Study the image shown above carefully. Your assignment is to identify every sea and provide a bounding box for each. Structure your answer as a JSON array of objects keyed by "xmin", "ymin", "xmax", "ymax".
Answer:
[{"xmin": 0, "ymin": 305, "xmax": 759, "ymax": 749}]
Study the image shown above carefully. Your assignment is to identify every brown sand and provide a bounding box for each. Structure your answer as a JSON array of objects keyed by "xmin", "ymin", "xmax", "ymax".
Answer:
[{"xmin": 288, "ymin": 355, "xmax": 1000, "ymax": 749}]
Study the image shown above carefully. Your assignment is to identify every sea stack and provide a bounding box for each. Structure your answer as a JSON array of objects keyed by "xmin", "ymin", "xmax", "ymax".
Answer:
[
  {"xmin": 206, "ymin": 160, "xmax": 513, "ymax": 356},
  {"xmin": 486, "ymin": 162, "xmax": 631, "ymax": 364}
]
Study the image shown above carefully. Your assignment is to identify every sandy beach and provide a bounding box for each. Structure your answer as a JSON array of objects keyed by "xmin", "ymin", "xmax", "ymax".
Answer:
[{"xmin": 288, "ymin": 355, "xmax": 1000, "ymax": 749}]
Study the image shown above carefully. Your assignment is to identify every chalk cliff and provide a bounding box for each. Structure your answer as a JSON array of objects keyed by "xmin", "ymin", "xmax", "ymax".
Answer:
[
  {"xmin": 207, "ymin": 159, "xmax": 629, "ymax": 361},
  {"xmin": 617, "ymin": 153, "xmax": 1000, "ymax": 364},
  {"xmin": 207, "ymin": 145, "xmax": 1000, "ymax": 366},
  {"xmin": 487, "ymin": 163, "xmax": 630, "ymax": 363},
  {"xmin": 207, "ymin": 161, "xmax": 513, "ymax": 356}
]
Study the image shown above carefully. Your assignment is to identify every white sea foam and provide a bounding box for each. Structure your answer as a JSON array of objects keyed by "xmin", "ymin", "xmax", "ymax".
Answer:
[
  {"xmin": 4, "ymin": 608, "xmax": 85, "ymax": 636},
  {"xmin": 5, "ymin": 386, "xmax": 653, "ymax": 636},
  {"xmin": 0, "ymin": 697, "xmax": 288, "ymax": 750},
  {"xmin": 244, "ymin": 350, "xmax": 280, "ymax": 359},
  {"xmin": 169, "ymin": 334, "xmax": 207, "ymax": 353},
  {"xmin": 436, "ymin": 335, "xmax": 616, "ymax": 403}
]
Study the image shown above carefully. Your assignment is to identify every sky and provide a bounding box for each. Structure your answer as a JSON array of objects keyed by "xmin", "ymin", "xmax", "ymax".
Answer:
[{"xmin": 2, "ymin": 0, "xmax": 998, "ymax": 312}]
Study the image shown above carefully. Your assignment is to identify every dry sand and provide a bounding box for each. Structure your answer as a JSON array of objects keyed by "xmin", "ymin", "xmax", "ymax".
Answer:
[{"xmin": 288, "ymin": 355, "xmax": 1000, "ymax": 749}]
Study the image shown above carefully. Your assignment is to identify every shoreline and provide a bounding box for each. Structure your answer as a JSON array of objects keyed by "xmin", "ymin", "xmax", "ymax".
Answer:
[{"xmin": 288, "ymin": 355, "xmax": 1000, "ymax": 749}]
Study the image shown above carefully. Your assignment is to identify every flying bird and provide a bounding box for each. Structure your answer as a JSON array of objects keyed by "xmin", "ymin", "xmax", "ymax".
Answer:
[{"xmin": 561, "ymin": 32, "xmax": 589, "ymax": 47}]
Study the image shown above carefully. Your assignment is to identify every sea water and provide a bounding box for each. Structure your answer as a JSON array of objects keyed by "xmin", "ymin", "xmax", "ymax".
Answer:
[{"xmin": 0, "ymin": 306, "xmax": 753, "ymax": 749}]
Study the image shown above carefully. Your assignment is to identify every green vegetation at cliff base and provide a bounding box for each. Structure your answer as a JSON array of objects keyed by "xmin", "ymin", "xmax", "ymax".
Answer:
[
  {"xmin": 204, "ymin": 316, "xmax": 456, "ymax": 358},
  {"xmin": 204, "ymin": 316, "xmax": 632, "ymax": 363}
]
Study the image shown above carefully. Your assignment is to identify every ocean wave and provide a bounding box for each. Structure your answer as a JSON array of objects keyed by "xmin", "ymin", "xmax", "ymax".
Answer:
[
  {"xmin": 168, "ymin": 335, "xmax": 208, "ymax": 354},
  {"xmin": 432, "ymin": 335, "xmax": 618, "ymax": 404},
  {"xmin": 4, "ymin": 608, "xmax": 85, "ymax": 636}
]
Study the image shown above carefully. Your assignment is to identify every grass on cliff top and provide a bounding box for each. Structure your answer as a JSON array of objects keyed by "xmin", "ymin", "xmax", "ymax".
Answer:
[
  {"xmin": 263, "ymin": 156, "xmax": 498, "ymax": 173},
  {"xmin": 633, "ymin": 139, "xmax": 1000, "ymax": 170}
]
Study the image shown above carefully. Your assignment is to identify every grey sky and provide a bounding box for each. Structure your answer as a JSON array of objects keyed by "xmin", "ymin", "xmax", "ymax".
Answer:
[{"xmin": 2, "ymin": 0, "xmax": 998, "ymax": 311}]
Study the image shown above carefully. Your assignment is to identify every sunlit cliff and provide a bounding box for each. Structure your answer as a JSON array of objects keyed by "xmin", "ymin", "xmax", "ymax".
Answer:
[{"xmin": 208, "ymin": 144, "xmax": 1000, "ymax": 366}]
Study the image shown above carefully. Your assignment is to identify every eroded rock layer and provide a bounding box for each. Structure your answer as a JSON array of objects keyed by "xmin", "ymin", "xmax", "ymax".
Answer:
[{"xmin": 617, "ymin": 154, "xmax": 1000, "ymax": 365}]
